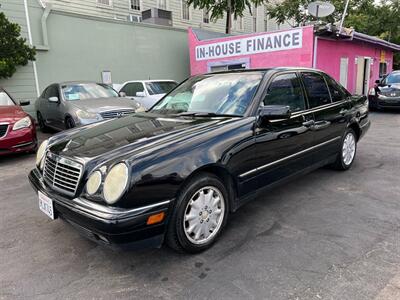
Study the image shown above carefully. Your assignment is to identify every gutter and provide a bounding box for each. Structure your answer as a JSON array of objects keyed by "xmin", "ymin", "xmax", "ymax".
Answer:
[{"xmin": 36, "ymin": 4, "xmax": 52, "ymax": 51}]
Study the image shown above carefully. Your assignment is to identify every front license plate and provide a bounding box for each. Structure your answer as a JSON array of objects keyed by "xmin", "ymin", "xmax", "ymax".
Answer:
[{"xmin": 38, "ymin": 191, "xmax": 55, "ymax": 220}]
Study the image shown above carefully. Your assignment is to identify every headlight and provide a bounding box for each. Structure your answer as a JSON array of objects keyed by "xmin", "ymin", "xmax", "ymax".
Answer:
[
  {"xmin": 13, "ymin": 116, "xmax": 32, "ymax": 130},
  {"xmin": 103, "ymin": 163, "xmax": 129, "ymax": 204},
  {"xmin": 76, "ymin": 110, "xmax": 99, "ymax": 120},
  {"xmin": 368, "ymin": 88, "xmax": 376, "ymax": 96},
  {"xmin": 36, "ymin": 140, "xmax": 48, "ymax": 167},
  {"xmin": 86, "ymin": 171, "xmax": 102, "ymax": 195}
]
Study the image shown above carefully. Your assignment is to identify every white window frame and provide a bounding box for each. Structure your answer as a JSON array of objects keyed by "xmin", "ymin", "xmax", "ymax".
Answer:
[
  {"xmin": 157, "ymin": 0, "xmax": 168, "ymax": 10},
  {"xmin": 129, "ymin": 0, "xmax": 141, "ymax": 11},
  {"xmin": 181, "ymin": 0, "xmax": 190, "ymax": 21},
  {"xmin": 97, "ymin": 0, "xmax": 113, "ymax": 8},
  {"xmin": 232, "ymin": 15, "xmax": 244, "ymax": 31}
]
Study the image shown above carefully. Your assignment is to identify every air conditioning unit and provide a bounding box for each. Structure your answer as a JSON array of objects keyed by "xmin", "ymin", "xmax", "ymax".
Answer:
[
  {"xmin": 141, "ymin": 8, "xmax": 172, "ymax": 26},
  {"xmin": 128, "ymin": 14, "xmax": 142, "ymax": 23}
]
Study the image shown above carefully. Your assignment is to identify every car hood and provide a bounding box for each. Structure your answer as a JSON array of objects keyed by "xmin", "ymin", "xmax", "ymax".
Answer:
[
  {"xmin": 69, "ymin": 97, "xmax": 142, "ymax": 113},
  {"xmin": 378, "ymin": 83, "xmax": 400, "ymax": 96},
  {"xmin": 0, "ymin": 106, "xmax": 27, "ymax": 124},
  {"xmin": 48, "ymin": 113, "xmax": 238, "ymax": 163}
]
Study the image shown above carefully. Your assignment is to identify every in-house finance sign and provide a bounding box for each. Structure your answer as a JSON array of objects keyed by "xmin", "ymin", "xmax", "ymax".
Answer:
[{"xmin": 195, "ymin": 29, "xmax": 303, "ymax": 61}]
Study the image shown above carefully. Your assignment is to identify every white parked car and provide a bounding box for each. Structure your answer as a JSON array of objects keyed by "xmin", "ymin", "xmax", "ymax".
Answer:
[{"xmin": 118, "ymin": 80, "xmax": 178, "ymax": 109}]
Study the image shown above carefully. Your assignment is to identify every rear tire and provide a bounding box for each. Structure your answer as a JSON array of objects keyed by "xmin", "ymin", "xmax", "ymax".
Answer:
[
  {"xmin": 332, "ymin": 128, "xmax": 357, "ymax": 170},
  {"xmin": 37, "ymin": 112, "xmax": 50, "ymax": 133},
  {"xmin": 65, "ymin": 116, "xmax": 75, "ymax": 129},
  {"xmin": 166, "ymin": 173, "xmax": 229, "ymax": 253}
]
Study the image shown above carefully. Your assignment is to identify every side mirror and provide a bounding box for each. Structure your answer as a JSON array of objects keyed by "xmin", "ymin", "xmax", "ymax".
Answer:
[
  {"xmin": 259, "ymin": 105, "xmax": 291, "ymax": 121},
  {"xmin": 48, "ymin": 96, "xmax": 59, "ymax": 103},
  {"xmin": 19, "ymin": 100, "xmax": 30, "ymax": 106},
  {"xmin": 136, "ymin": 91, "xmax": 146, "ymax": 97},
  {"xmin": 119, "ymin": 91, "xmax": 127, "ymax": 97}
]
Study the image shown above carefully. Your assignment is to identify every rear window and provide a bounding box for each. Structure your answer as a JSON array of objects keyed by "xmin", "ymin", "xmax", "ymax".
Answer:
[{"xmin": 301, "ymin": 72, "xmax": 331, "ymax": 108}]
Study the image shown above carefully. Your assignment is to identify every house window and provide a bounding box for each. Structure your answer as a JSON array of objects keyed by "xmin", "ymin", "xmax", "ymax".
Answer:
[
  {"xmin": 203, "ymin": 9, "xmax": 209, "ymax": 23},
  {"xmin": 232, "ymin": 15, "xmax": 243, "ymax": 31},
  {"xmin": 130, "ymin": 0, "xmax": 140, "ymax": 10},
  {"xmin": 379, "ymin": 62, "xmax": 388, "ymax": 78},
  {"xmin": 158, "ymin": 0, "xmax": 167, "ymax": 10},
  {"xmin": 97, "ymin": 0, "xmax": 112, "ymax": 6},
  {"xmin": 182, "ymin": 0, "xmax": 190, "ymax": 20}
]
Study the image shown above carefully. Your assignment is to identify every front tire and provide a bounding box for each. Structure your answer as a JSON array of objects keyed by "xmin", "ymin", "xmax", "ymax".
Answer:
[
  {"xmin": 65, "ymin": 116, "xmax": 75, "ymax": 129},
  {"xmin": 332, "ymin": 128, "xmax": 357, "ymax": 170},
  {"xmin": 166, "ymin": 173, "xmax": 229, "ymax": 253},
  {"xmin": 37, "ymin": 112, "xmax": 50, "ymax": 133}
]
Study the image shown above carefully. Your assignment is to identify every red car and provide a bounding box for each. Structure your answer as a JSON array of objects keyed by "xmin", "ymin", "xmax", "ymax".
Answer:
[{"xmin": 0, "ymin": 88, "xmax": 37, "ymax": 155}]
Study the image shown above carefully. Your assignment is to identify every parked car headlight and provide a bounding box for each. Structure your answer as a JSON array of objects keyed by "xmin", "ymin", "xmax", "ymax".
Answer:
[
  {"xmin": 12, "ymin": 116, "xmax": 32, "ymax": 130},
  {"xmin": 36, "ymin": 139, "xmax": 48, "ymax": 167},
  {"xmin": 86, "ymin": 171, "xmax": 102, "ymax": 195},
  {"xmin": 76, "ymin": 110, "xmax": 99, "ymax": 120},
  {"xmin": 103, "ymin": 163, "xmax": 129, "ymax": 204}
]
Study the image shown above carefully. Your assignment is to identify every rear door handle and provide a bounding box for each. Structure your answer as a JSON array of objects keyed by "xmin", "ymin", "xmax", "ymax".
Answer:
[{"xmin": 339, "ymin": 108, "xmax": 348, "ymax": 115}]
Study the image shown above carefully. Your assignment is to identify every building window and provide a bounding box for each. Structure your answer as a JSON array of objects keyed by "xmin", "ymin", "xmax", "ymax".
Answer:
[
  {"xmin": 130, "ymin": 0, "xmax": 140, "ymax": 10},
  {"xmin": 232, "ymin": 15, "xmax": 243, "ymax": 31},
  {"xmin": 182, "ymin": 0, "xmax": 190, "ymax": 20},
  {"xmin": 97, "ymin": 0, "xmax": 112, "ymax": 6},
  {"xmin": 379, "ymin": 62, "xmax": 388, "ymax": 78},
  {"xmin": 158, "ymin": 0, "xmax": 167, "ymax": 10},
  {"xmin": 203, "ymin": 9, "xmax": 209, "ymax": 23}
]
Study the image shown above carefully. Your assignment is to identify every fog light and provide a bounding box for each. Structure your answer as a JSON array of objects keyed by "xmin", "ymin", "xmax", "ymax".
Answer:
[{"xmin": 147, "ymin": 212, "xmax": 165, "ymax": 225}]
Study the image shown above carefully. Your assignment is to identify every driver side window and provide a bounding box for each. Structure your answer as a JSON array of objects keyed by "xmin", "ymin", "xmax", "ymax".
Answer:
[{"xmin": 263, "ymin": 73, "xmax": 306, "ymax": 112}]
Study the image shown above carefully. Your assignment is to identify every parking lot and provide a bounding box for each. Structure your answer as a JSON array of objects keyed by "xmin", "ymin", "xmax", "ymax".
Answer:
[{"xmin": 0, "ymin": 111, "xmax": 399, "ymax": 300}]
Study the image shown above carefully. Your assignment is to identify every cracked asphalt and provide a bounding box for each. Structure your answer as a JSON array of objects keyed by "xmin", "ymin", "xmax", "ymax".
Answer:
[{"xmin": 0, "ymin": 111, "xmax": 399, "ymax": 300}]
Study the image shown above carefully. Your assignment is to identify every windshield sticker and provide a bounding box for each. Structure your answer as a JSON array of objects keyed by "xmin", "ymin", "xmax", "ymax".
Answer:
[{"xmin": 65, "ymin": 93, "xmax": 80, "ymax": 101}]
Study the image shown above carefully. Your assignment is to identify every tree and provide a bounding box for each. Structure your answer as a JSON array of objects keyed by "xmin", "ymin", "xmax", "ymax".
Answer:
[
  {"xmin": 0, "ymin": 12, "xmax": 36, "ymax": 79},
  {"xmin": 187, "ymin": 0, "xmax": 267, "ymax": 34}
]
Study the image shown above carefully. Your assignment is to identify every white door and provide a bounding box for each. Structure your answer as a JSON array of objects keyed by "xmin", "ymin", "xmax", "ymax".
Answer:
[{"xmin": 339, "ymin": 57, "xmax": 349, "ymax": 88}]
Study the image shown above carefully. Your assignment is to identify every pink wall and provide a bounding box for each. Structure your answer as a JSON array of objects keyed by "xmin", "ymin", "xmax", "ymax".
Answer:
[
  {"xmin": 189, "ymin": 26, "xmax": 315, "ymax": 75},
  {"xmin": 316, "ymin": 38, "xmax": 393, "ymax": 93}
]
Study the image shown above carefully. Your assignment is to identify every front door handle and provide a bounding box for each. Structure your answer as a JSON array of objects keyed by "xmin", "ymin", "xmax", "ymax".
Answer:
[
  {"xmin": 313, "ymin": 120, "xmax": 331, "ymax": 130},
  {"xmin": 339, "ymin": 108, "xmax": 348, "ymax": 116},
  {"xmin": 302, "ymin": 120, "xmax": 315, "ymax": 127}
]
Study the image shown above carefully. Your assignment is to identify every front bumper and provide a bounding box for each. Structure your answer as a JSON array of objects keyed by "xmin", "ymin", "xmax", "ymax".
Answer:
[
  {"xmin": 0, "ymin": 126, "xmax": 37, "ymax": 155},
  {"xmin": 369, "ymin": 95, "xmax": 400, "ymax": 109},
  {"xmin": 28, "ymin": 168, "xmax": 174, "ymax": 250}
]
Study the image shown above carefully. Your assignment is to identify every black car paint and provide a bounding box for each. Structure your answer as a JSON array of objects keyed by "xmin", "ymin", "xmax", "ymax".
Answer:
[{"xmin": 29, "ymin": 68, "xmax": 370, "ymax": 249}]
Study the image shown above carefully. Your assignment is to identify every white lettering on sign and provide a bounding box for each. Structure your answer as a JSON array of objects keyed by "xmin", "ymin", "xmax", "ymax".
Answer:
[{"xmin": 195, "ymin": 29, "xmax": 303, "ymax": 61}]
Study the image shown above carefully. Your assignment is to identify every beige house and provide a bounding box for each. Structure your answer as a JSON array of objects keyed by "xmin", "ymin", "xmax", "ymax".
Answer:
[{"xmin": 42, "ymin": 0, "xmax": 289, "ymax": 34}]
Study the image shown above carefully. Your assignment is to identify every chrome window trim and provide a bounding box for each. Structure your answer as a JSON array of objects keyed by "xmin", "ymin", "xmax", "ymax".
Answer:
[{"xmin": 239, "ymin": 136, "xmax": 342, "ymax": 178}]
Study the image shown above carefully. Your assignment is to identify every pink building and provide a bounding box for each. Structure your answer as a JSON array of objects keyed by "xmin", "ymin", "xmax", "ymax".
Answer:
[{"xmin": 189, "ymin": 26, "xmax": 400, "ymax": 95}]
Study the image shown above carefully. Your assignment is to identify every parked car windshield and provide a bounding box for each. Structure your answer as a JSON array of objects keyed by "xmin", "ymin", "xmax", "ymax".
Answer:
[
  {"xmin": 145, "ymin": 81, "xmax": 177, "ymax": 95},
  {"xmin": 150, "ymin": 73, "xmax": 263, "ymax": 116},
  {"xmin": 0, "ymin": 91, "xmax": 15, "ymax": 106},
  {"xmin": 61, "ymin": 83, "xmax": 119, "ymax": 101},
  {"xmin": 384, "ymin": 73, "xmax": 400, "ymax": 85}
]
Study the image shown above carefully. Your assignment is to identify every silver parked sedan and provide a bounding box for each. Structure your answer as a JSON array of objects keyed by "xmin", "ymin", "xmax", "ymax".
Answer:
[{"xmin": 35, "ymin": 81, "xmax": 145, "ymax": 131}]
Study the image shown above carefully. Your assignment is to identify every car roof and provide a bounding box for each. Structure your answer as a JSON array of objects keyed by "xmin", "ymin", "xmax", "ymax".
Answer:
[
  {"xmin": 121, "ymin": 79, "xmax": 178, "ymax": 84},
  {"xmin": 204, "ymin": 67, "xmax": 326, "ymax": 76}
]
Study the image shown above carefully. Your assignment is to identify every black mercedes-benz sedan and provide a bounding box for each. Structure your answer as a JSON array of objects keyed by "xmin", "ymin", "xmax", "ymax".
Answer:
[
  {"xmin": 369, "ymin": 70, "xmax": 400, "ymax": 109},
  {"xmin": 29, "ymin": 68, "xmax": 370, "ymax": 253}
]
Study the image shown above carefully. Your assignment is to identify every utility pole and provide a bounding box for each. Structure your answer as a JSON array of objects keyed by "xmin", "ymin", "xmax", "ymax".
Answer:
[{"xmin": 339, "ymin": 0, "xmax": 350, "ymax": 33}]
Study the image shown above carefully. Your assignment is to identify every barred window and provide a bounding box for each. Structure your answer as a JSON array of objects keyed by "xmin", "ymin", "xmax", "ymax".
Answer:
[
  {"xmin": 130, "ymin": 0, "xmax": 140, "ymax": 10},
  {"xmin": 182, "ymin": 0, "xmax": 190, "ymax": 20}
]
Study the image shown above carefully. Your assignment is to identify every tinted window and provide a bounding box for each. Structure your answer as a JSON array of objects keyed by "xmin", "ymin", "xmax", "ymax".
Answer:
[
  {"xmin": 145, "ymin": 81, "xmax": 177, "ymax": 95},
  {"xmin": 301, "ymin": 72, "xmax": 331, "ymax": 108},
  {"xmin": 383, "ymin": 72, "xmax": 400, "ymax": 85},
  {"xmin": 263, "ymin": 73, "xmax": 305, "ymax": 112},
  {"xmin": 326, "ymin": 76, "xmax": 346, "ymax": 102},
  {"xmin": 47, "ymin": 85, "xmax": 59, "ymax": 99},
  {"xmin": 120, "ymin": 82, "xmax": 145, "ymax": 96}
]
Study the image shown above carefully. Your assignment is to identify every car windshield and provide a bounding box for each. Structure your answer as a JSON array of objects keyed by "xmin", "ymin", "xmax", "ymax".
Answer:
[
  {"xmin": 0, "ymin": 91, "xmax": 15, "ymax": 106},
  {"xmin": 145, "ymin": 81, "xmax": 177, "ymax": 95},
  {"xmin": 61, "ymin": 83, "xmax": 118, "ymax": 101},
  {"xmin": 150, "ymin": 73, "xmax": 263, "ymax": 116},
  {"xmin": 385, "ymin": 73, "xmax": 400, "ymax": 85}
]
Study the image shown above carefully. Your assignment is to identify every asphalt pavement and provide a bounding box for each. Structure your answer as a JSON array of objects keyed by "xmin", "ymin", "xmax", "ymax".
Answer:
[{"xmin": 0, "ymin": 111, "xmax": 399, "ymax": 300}]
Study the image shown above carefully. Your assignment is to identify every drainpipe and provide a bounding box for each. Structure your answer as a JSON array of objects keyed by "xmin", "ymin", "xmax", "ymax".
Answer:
[
  {"xmin": 313, "ymin": 36, "xmax": 318, "ymax": 68},
  {"xmin": 40, "ymin": 4, "xmax": 52, "ymax": 50},
  {"xmin": 23, "ymin": 0, "xmax": 40, "ymax": 97}
]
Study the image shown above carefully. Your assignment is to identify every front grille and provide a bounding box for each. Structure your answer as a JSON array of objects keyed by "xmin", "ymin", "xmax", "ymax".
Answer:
[
  {"xmin": 0, "ymin": 124, "xmax": 8, "ymax": 138},
  {"xmin": 100, "ymin": 109, "xmax": 135, "ymax": 119},
  {"xmin": 43, "ymin": 153, "xmax": 83, "ymax": 196}
]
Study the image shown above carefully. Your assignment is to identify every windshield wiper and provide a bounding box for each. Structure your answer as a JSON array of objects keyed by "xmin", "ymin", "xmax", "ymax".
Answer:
[{"xmin": 177, "ymin": 112, "xmax": 241, "ymax": 117}]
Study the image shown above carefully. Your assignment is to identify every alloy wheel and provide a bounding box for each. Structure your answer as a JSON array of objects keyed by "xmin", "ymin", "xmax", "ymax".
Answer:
[
  {"xmin": 183, "ymin": 186, "xmax": 225, "ymax": 245},
  {"xmin": 342, "ymin": 132, "xmax": 356, "ymax": 166}
]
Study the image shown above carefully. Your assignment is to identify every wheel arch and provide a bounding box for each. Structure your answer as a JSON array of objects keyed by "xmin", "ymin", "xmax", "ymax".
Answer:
[
  {"xmin": 180, "ymin": 164, "xmax": 238, "ymax": 213},
  {"xmin": 348, "ymin": 122, "xmax": 361, "ymax": 141}
]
